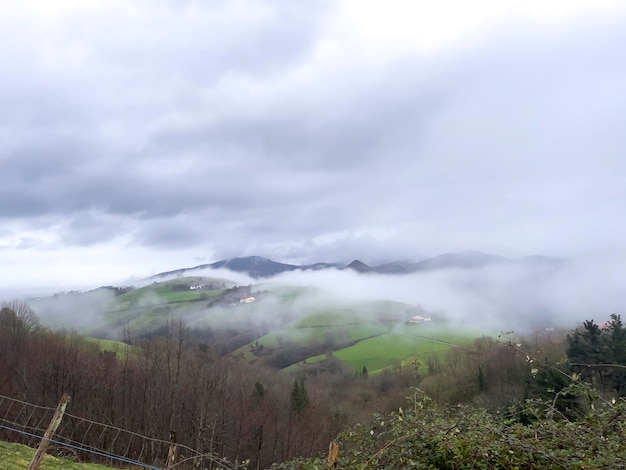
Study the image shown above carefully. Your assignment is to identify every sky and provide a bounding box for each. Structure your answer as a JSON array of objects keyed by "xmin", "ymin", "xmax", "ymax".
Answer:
[{"xmin": 1, "ymin": 0, "xmax": 626, "ymax": 291}]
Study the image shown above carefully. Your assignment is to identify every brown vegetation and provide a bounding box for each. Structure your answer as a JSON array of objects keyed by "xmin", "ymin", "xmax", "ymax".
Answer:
[{"xmin": 5, "ymin": 298, "xmax": 619, "ymax": 468}]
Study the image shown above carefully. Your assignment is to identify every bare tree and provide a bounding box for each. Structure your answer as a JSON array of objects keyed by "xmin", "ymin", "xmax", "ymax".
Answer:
[{"xmin": 0, "ymin": 299, "xmax": 40, "ymax": 333}]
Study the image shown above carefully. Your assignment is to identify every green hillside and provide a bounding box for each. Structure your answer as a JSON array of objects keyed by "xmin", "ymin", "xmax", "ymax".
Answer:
[
  {"xmin": 32, "ymin": 277, "xmax": 485, "ymax": 377},
  {"xmin": 102, "ymin": 277, "xmax": 229, "ymax": 332},
  {"xmin": 332, "ymin": 323, "xmax": 478, "ymax": 373},
  {"xmin": 231, "ymin": 297, "xmax": 483, "ymax": 374}
]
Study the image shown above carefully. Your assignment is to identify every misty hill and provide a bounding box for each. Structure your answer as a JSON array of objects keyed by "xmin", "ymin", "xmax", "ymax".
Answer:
[
  {"xmin": 406, "ymin": 251, "xmax": 511, "ymax": 272},
  {"xmin": 209, "ymin": 256, "xmax": 300, "ymax": 277},
  {"xmin": 31, "ymin": 274, "xmax": 477, "ymax": 377},
  {"xmin": 149, "ymin": 251, "xmax": 566, "ymax": 279},
  {"xmin": 373, "ymin": 260, "xmax": 414, "ymax": 274},
  {"xmin": 151, "ymin": 256, "xmax": 344, "ymax": 279},
  {"xmin": 151, "ymin": 256, "xmax": 299, "ymax": 279},
  {"xmin": 345, "ymin": 260, "xmax": 373, "ymax": 273}
]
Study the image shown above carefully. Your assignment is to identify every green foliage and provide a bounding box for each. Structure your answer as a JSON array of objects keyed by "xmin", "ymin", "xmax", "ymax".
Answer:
[
  {"xmin": 252, "ymin": 381, "xmax": 265, "ymax": 401},
  {"xmin": 290, "ymin": 378, "xmax": 310, "ymax": 417},
  {"xmin": 567, "ymin": 314, "xmax": 626, "ymax": 395},
  {"xmin": 273, "ymin": 384, "xmax": 626, "ymax": 469},
  {"xmin": 333, "ymin": 325, "xmax": 477, "ymax": 374},
  {"xmin": 0, "ymin": 441, "xmax": 115, "ymax": 469}
]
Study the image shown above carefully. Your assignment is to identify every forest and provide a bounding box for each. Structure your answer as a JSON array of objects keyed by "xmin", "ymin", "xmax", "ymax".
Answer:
[{"xmin": 1, "ymin": 299, "xmax": 626, "ymax": 468}]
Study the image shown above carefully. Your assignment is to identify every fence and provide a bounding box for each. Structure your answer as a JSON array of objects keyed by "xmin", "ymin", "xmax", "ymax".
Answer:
[{"xmin": 0, "ymin": 393, "xmax": 244, "ymax": 469}]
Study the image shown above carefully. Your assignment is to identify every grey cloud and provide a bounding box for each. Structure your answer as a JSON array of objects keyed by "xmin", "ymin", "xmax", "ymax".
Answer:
[
  {"xmin": 1, "ymin": 2, "xmax": 625, "ymax": 267},
  {"xmin": 16, "ymin": 237, "xmax": 40, "ymax": 250},
  {"xmin": 58, "ymin": 212, "xmax": 133, "ymax": 246},
  {"xmin": 136, "ymin": 218, "xmax": 208, "ymax": 249}
]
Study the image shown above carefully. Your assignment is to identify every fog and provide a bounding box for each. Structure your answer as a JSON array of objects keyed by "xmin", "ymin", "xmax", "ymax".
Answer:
[
  {"xmin": 253, "ymin": 250, "xmax": 626, "ymax": 332},
  {"xmin": 21, "ymin": 248, "xmax": 625, "ymax": 339},
  {"xmin": 2, "ymin": 2, "xmax": 625, "ymax": 286}
]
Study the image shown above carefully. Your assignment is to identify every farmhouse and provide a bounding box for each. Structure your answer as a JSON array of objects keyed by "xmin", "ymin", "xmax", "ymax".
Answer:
[{"xmin": 407, "ymin": 315, "xmax": 431, "ymax": 324}]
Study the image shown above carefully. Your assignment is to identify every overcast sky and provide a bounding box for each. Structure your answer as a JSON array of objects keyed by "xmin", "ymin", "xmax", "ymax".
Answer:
[{"xmin": 1, "ymin": 0, "xmax": 626, "ymax": 291}]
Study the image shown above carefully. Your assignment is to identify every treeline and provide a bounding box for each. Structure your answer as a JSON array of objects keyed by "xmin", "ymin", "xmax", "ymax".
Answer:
[
  {"xmin": 273, "ymin": 315, "xmax": 626, "ymax": 469},
  {"xmin": 0, "ymin": 301, "xmax": 342, "ymax": 468},
  {"xmin": 273, "ymin": 384, "xmax": 626, "ymax": 469},
  {"xmin": 3, "ymin": 298, "xmax": 625, "ymax": 468},
  {"xmin": 0, "ymin": 300, "xmax": 424, "ymax": 468}
]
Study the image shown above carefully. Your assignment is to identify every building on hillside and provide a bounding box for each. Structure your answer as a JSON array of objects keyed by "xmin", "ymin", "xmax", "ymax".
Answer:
[{"xmin": 407, "ymin": 315, "xmax": 431, "ymax": 324}]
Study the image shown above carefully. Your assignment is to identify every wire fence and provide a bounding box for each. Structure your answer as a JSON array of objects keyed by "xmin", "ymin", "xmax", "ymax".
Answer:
[{"xmin": 0, "ymin": 393, "xmax": 244, "ymax": 469}]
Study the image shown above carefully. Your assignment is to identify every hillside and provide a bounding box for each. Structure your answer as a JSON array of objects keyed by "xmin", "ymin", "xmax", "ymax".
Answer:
[
  {"xmin": 30, "ymin": 276, "xmax": 482, "ymax": 376},
  {"xmin": 7, "ymin": 284, "xmax": 625, "ymax": 468}
]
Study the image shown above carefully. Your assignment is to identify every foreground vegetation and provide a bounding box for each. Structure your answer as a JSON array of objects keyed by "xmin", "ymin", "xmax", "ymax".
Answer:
[
  {"xmin": 3, "ymin": 296, "xmax": 626, "ymax": 468},
  {"xmin": 274, "ymin": 383, "xmax": 626, "ymax": 469},
  {"xmin": 0, "ymin": 441, "xmax": 115, "ymax": 470}
]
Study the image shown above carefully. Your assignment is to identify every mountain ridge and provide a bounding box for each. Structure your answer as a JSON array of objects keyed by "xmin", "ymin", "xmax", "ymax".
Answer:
[{"xmin": 149, "ymin": 251, "xmax": 566, "ymax": 280}]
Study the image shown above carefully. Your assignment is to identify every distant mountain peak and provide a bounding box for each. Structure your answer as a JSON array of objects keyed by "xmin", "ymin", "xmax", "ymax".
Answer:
[
  {"xmin": 210, "ymin": 256, "xmax": 298, "ymax": 278},
  {"xmin": 149, "ymin": 250, "xmax": 564, "ymax": 280},
  {"xmin": 345, "ymin": 260, "xmax": 372, "ymax": 273}
]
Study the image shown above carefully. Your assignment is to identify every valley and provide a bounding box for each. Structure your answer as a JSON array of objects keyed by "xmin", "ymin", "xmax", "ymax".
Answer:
[{"xmin": 2, "ymin": 256, "xmax": 623, "ymax": 468}]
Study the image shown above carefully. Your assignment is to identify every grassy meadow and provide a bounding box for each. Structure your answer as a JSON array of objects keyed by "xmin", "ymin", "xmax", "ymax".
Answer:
[
  {"xmin": 33, "ymin": 276, "xmax": 486, "ymax": 376},
  {"xmin": 0, "ymin": 441, "xmax": 115, "ymax": 470}
]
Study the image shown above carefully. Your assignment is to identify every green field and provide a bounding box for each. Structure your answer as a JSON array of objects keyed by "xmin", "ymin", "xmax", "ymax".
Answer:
[
  {"xmin": 108, "ymin": 283, "xmax": 221, "ymax": 312},
  {"xmin": 233, "ymin": 299, "xmax": 483, "ymax": 375},
  {"xmin": 0, "ymin": 441, "xmax": 115, "ymax": 470},
  {"xmin": 232, "ymin": 306, "xmax": 394, "ymax": 363},
  {"xmin": 96, "ymin": 277, "xmax": 232, "ymax": 334},
  {"xmin": 333, "ymin": 323, "xmax": 479, "ymax": 373},
  {"xmin": 83, "ymin": 337, "xmax": 137, "ymax": 361},
  {"xmin": 34, "ymin": 277, "xmax": 484, "ymax": 377},
  {"xmin": 284, "ymin": 323, "xmax": 482, "ymax": 375}
]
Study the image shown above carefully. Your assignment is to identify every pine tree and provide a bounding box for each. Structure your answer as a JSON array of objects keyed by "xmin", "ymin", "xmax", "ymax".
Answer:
[{"xmin": 290, "ymin": 379, "xmax": 309, "ymax": 416}]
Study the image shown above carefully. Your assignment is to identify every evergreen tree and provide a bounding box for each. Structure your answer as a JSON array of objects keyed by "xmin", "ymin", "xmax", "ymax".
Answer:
[
  {"xmin": 290, "ymin": 378, "xmax": 309, "ymax": 416},
  {"xmin": 567, "ymin": 315, "xmax": 626, "ymax": 395},
  {"xmin": 252, "ymin": 381, "xmax": 265, "ymax": 402},
  {"xmin": 567, "ymin": 319, "xmax": 607, "ymax": 386},
  {"xmin": 477, "ymin": 365, "xmax": 486, "ymax": 392},
  {"xmin": 604, "ymin": 314, "xmax": 626, "ymax": 394}
]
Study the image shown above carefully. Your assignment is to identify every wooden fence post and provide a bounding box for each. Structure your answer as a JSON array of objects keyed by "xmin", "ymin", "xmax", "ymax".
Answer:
[
  {"xmin": 28, "ymin": 393, "xmax": 70, "ymax": 470},
  {"xmin": 166, "ymin": 430, "xmax": 177, "ymax": 469},
  {"xmin": 327, "ymin": 441, "xmax": 339, "ymax": 467}
]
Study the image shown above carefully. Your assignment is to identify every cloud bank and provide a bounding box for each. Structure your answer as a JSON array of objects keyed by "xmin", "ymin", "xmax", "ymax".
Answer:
[{"xmin": 1, "ymin": 0, "xmax": 625, "ymax": 288}]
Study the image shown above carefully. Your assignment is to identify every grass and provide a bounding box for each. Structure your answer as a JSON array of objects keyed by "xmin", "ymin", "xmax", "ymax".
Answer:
[
  {"xmin": 0, "ymin": 441, "xmax": 116, "ymax": 470},
  {"xmin": 83, "ymin": 337, "xmax": 137, "ymax": 361},
  {"xmin": 108, "ymin": 285, "xmax": 219, "ymax": 312},
  {"xmin": 235, "ymin": 316, "xmax": 391, "ymax": 361},
  {"xmin": 231, "ymin": 300, "xmax": 483, "ymax": 373},
  {"xmin": 98, "ymin": 277, "xmax": 230, "ymax": 334},
  {"xmin": 333, "ymin": 323, "xmax": 481, "ymax": 373}
]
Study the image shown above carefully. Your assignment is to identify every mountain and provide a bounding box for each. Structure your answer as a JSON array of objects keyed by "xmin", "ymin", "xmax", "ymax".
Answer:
[
  {"xmin": 372, "ymin": 261, "xmax": 413, "ymax": 274},
  {"xmin": 151, "ymin": 251, "xmax": 562, "ymax": 279},
  {"xmin": 150, "ymin": 256, "xmax": 299, "ymax": 279},
  {"xmin": 209, "ymin": 256, "xmax": 299, "ymax": 278},
  {"xmin": 300, "ymin": 262, "xmax": 343, "ymax": 271},
  {"xmin": 345, "ymin": 260, "xmax": 373, "ymax": 273},
  {"xmin": 406, "ymin": 251, "xmax": 511, "ymax": 272}
]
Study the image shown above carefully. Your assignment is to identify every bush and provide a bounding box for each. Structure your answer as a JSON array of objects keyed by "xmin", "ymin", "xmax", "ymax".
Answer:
[{"xmin": 272, "ymin": 384, "xmax": 626, "ymax": 469}]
